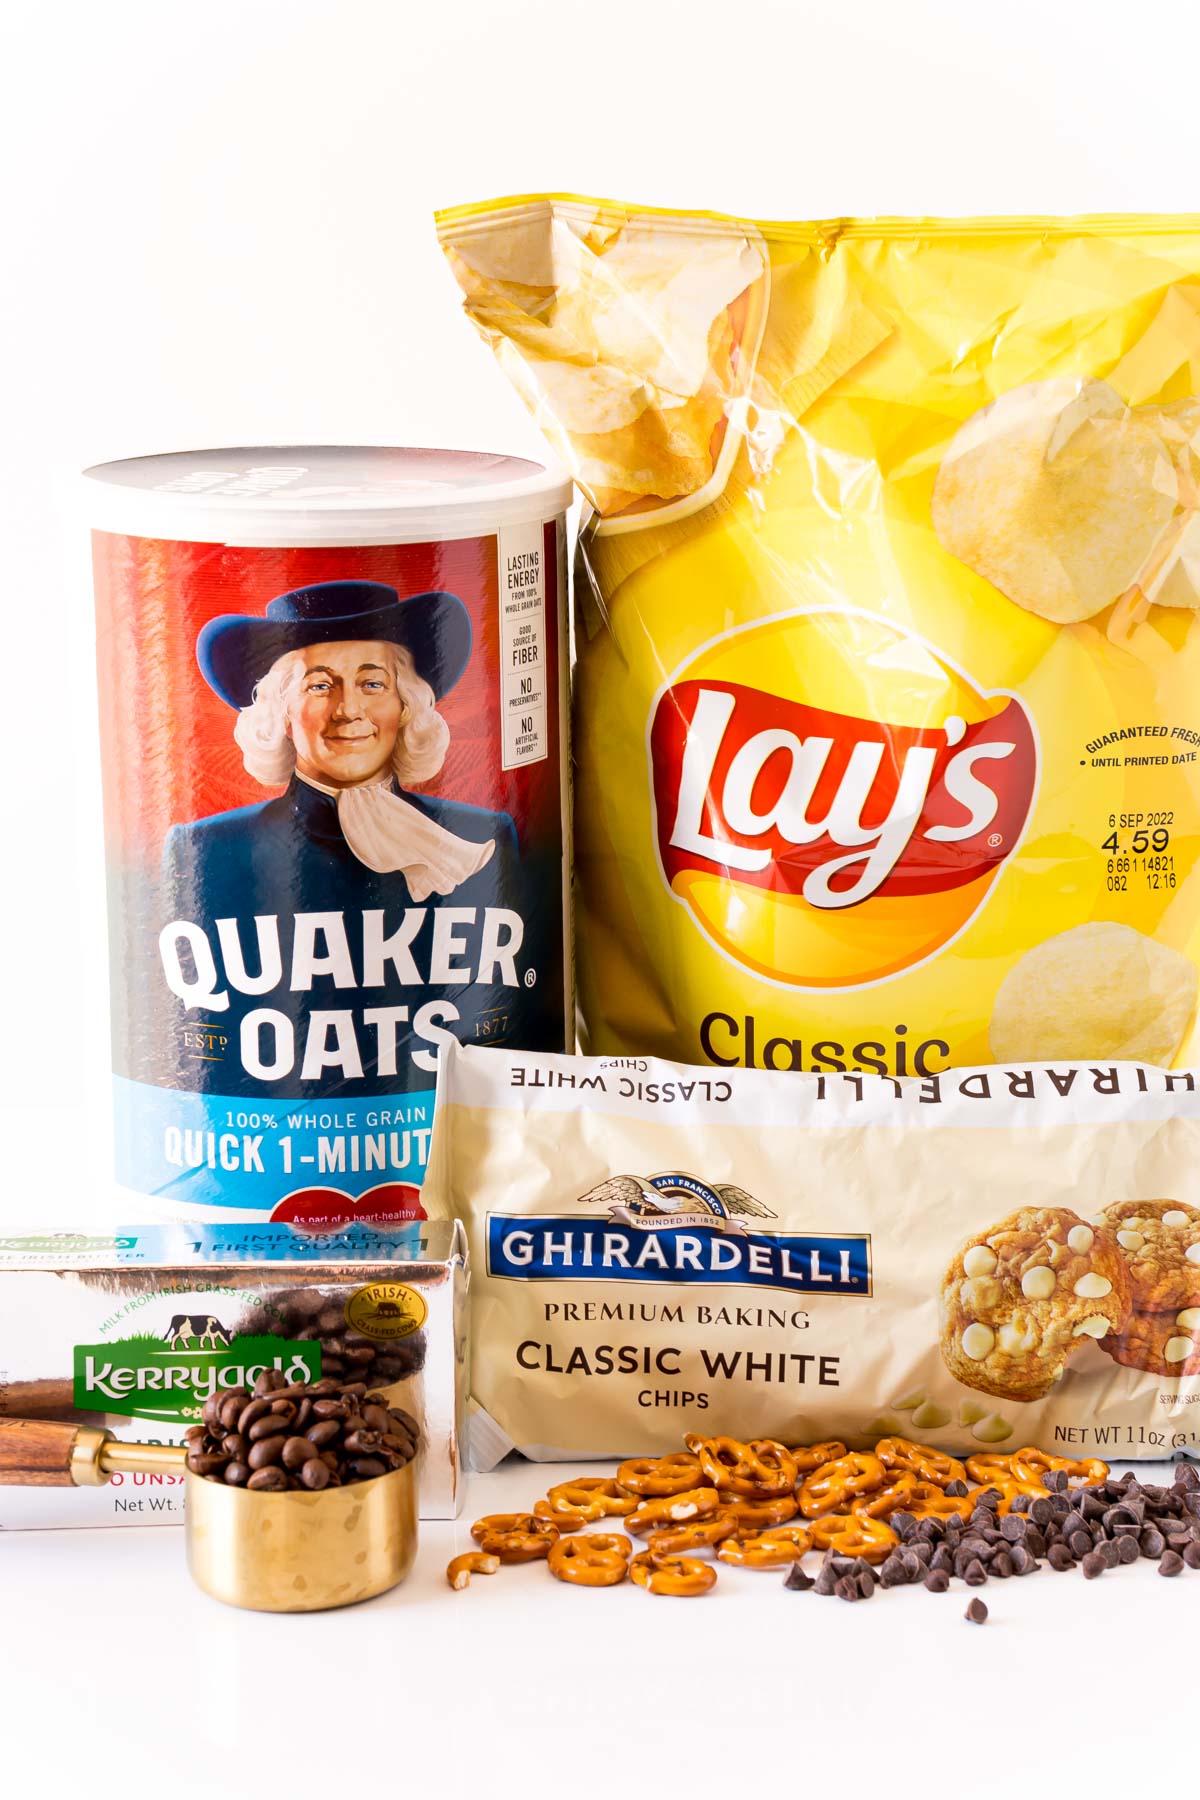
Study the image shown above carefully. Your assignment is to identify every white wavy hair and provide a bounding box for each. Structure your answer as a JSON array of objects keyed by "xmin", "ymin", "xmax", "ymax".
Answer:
[{"xmin": 233, "ymin": 643, "xmax": 450, "ymax": 788}]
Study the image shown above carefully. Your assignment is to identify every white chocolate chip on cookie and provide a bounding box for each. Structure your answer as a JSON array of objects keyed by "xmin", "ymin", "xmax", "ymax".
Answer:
[
  {"xmin": 1073, "ymin": 1273, "xmax": 1113, "ymax": 1298},
  {"xmin": 1116, "ymin": 1230, "xmax": 1145, "ymax": 1251},
  {"xmin": 1021, "ymin": 1267, "xmax": 1056, "ymax": 1300},
  {"xmin": 1073, "ymin": 1315, "xmax": 1112, "ymax": 1337},
  {"xmin": 1178, "ymin": 1308, "xmax": 1200, "ymax": 1330},
  {"xmin": 1164, "ymin": 1336, "xmax": 1194, "ymax": 1364},
  {"xmin": 1187, "ymin": 1243, "xmax": 1200, "ymax": 1265},
  {"xmin": 962, "ymin": 1244, "xmax": 999, "ymax": 1278},
  {"xmin": 1067, "ymin": 1225, "xmax": 1095, "ymax": 1254},
  {"xmin": 961, "ymin": 1323, "xmax": 996, "ymax": 1360},
  {"xmin": 1162, "ymin": 1210, "xmax": 1189, "ymax": 1228}
]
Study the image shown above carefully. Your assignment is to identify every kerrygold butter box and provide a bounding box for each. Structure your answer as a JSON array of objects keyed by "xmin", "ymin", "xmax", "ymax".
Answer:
[{"xmin": 0, "ymin": 1221, "xmax": 467, "ymax": 1526}]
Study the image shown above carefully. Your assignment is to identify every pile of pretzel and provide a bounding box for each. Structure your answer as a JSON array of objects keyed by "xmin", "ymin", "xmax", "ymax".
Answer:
[{"xmin": 446, "ymin": 1433, "xmax": 1109, "ymax": 1596}]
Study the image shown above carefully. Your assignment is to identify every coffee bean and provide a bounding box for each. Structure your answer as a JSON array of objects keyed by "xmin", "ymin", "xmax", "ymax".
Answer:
[
  {"xmin": 964, "ymin": 1598, "xmax": 988, "ymax": 1623},
  {"xmin": 282, "ymin": 1436, "xmax": 319, "ymax": 1471},
  {"xmin": 246, "ymin": 1466, "xmax": 288, "ymax": 1491},
  {"xmin": 247, "ymin": 1437, "xmax": 285, "ymax": 1471},
  {"xmin": 248, "ymin": 1414, "xmax": 289, "ymax": 1443},
  {"xmin": 223, "ymin": 1461, "xmax": 250, "ymax": 1487},
  {"xmin": 221, "ymin": 1433, "xmax": 248, "ymax": 1462},
  {"xmin": 185, "ymin": 1451, "xmax": 227, "ymax": 1477},
  {"xmin": 306, "ymin": 1420, "xmax": 342, "ymax": 1449},
  {"xmin": 299, "ymin": 1458, "xmax": 331, "ymax": 1491}
]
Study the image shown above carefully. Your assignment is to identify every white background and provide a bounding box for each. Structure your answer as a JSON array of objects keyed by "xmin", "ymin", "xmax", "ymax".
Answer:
[{"xmin": 2, "ymin": 0, "xmax": 1199, "ymax": 1790}]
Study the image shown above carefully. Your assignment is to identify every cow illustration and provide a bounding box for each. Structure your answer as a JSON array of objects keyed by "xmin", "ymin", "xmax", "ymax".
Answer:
[
  {"xmin": 371, "ymin": 1300, "xmax": 404, "ymax": 1320},
  {"xmin": 165, "ymin": 1314, "xmax": 231, "ymax": 1350}
]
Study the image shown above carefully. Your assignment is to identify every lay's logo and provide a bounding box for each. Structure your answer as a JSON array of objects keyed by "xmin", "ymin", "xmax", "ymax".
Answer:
[{"xmin": 648, "ymin": 608, "xmax": 1038, "ymax": 988}]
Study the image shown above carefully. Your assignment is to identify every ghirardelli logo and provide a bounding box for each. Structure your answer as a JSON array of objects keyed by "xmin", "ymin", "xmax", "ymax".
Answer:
[
  {"xmin": 485, "ymin": 1169, "xmax": 870, "ymax": 1296},
  {"xmin": 648, "ymin": 608, "xmax": 1039, "ymax": 987}
]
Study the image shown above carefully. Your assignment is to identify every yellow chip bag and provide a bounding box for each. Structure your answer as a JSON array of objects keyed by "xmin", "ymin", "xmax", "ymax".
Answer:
[{"xmin": 437, "ymin": 199, "xmax": 1200, "ymax": 1072}]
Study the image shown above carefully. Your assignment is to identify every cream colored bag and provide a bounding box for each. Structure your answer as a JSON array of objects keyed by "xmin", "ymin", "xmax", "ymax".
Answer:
[{"xmin": 423, "ymin": 1041, "xmax": 1200, "ymax": 1466}]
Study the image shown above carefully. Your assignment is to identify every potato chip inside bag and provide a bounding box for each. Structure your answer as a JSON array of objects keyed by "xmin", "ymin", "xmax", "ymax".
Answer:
[{"xmin": 437, "ymin": 200, "xmax": 1200, "ymax": 1071}]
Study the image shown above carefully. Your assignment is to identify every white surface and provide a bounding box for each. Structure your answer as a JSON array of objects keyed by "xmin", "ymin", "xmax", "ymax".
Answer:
[
  {"xmin": 0, "ymin": 1458, "xmax": 1193, "ymax": 1793},
  {"xmin": 81, "ymin": 445, "xmax": 573, "ymax": 545}
]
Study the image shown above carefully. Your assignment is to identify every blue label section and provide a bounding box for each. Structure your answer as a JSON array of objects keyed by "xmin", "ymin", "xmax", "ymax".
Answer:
[
  {"xmin": 0, "ymin": 1221, "xmax": 427, "ymax": 1265},
  {"xmin": 113, "ymin": 1075, "xmax": 436, "ymax": 1214},
  {"xmin": 486, "ymin": 1217, "xmax": 871, "ymax": 1295}
]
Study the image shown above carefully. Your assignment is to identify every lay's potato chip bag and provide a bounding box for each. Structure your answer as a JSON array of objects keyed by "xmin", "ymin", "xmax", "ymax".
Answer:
[{"xmin": 437, "ymin": 201, "xmax": 1200, "ymax": 1073}]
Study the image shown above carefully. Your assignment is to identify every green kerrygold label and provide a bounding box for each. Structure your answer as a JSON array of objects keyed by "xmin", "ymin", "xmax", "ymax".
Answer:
[{"xmin": 73, "ymin": 1322, "xmax": 320, "ymax": 1424}]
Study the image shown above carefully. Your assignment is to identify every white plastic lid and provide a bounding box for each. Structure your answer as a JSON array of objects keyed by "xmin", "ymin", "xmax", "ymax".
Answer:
[{"xmin": 82, "ymin": 446, "xmax": 574, "ymax": 547}]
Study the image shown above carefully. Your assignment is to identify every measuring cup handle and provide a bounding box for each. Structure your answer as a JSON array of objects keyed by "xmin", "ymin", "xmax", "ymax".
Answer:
[{"xmin": 0, "ymin": 1417, "xmax": 105, "ymax": 1486}]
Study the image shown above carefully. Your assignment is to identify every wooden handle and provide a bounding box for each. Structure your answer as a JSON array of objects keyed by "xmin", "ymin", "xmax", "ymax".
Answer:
[{"xmin": 0, "ymin": 1417, "xmax": 86, "ymax": 1486}]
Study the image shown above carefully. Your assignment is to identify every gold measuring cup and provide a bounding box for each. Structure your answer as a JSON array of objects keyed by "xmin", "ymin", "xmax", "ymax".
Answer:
[{"xmin": 0, "ymin": 1417, "xmax": 417, "ymax": 1612}]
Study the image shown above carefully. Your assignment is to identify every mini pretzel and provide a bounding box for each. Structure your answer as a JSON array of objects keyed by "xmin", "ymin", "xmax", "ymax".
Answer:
[
  {"xmin": 788, "ymin": 1440, "xmax": 849, "ymax": 1474},
  {"xmin": 693, "ymin": 1436, "xmax": 798, "ymax": 1497},
  {"xmin": 543, "ymin": 1477, "xmax": 638, "ymax": 1518},
  {"xmin": 547, "ymin": 1533, "xmax": 631, "ymax": 1588},
  {"xmin": 646, "ymin": 1512, "xmax": 739, "ymax": 1557},
  {"xmin": 965, "ymin": 1453, "xmax": 1015, "ymax": 1487},
  {"xmin": 627, "ymin": 1488, "xmax": 723, "ymax": 1535},
  {"xmin": 616, "ymin": 1453, "xmax": 705, "ymax": 1497},
  {"xmin": 798, "ymin": 1452, "xmax": 886, "ymax": 1518},
  {"xmin": 809, "ymin": 1513, "xmax": 898, "ymax": 1564},
  {"xmin": 446, "ymin": 1552, "xmax": 500, "ymax": 1590},
  {"xmin": 716, "ymin": 1523, "xmax": 814, "ymax": 1568},
  {"xmin": 851, "ymin": 1474, "xmax": 919, "ymax": 1520},
  {"xmin": 630, "ymin": 1552, "xmax": 717, "ymax": 1596},
  {"xmin": 722, "ymin": 1493, "xmax": 799, "ymax": 1530},
  {"xmin": 900, "ymin": 1481, "xmax": 973, "ymax": 1520},
  {"xmin": 534, "ymin": 1498, "xmax": 604, "ymax": 1528},
  {"xmin": 470, "ymin": 1512, "xmax": 559, "ymax": 1562},
  {"xmin": 1010, "ymin": 1448, "xmax": 1108, "ymax": 1487},
  {"xmin": 874, "ymin": 1436, "xmax": 966, "ymax": 1489}
]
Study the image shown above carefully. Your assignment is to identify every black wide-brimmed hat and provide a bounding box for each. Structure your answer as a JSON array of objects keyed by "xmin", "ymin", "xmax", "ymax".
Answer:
[{"xmin": 196, "ymin": 579, "xmax": 473, "ymax": 710}]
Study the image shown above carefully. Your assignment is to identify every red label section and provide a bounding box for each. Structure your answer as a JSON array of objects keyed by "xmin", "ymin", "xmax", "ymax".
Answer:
[{"xmin": 651, "ymin": 680, "xmax": 1037, "ymax": 907}]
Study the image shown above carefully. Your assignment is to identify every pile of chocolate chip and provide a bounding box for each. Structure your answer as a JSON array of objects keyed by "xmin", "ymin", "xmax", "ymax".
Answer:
[
  {"xmin": 184, "ymin": 1370, "xmax": 420, "ymax": 1493},
  {"xmin": 786, "ymin": 1463, "xmax": 1200, "ymax": 1602}
]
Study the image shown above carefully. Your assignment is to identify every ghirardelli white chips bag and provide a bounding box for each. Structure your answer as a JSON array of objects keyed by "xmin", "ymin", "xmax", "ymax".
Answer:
[
  {"xmin": 437, "ymin": 200, "xmax": 1200, "ymax": 1074},
  {"xmin": 423, "ymin": 1042, "xmax": 1200, "ymax": 1466}
]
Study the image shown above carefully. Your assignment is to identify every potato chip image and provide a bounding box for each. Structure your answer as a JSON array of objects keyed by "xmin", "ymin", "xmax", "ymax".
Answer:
[
  {"xmin": 989, "ymin": 922, "xmax": 1199, "ymax": 1065},
  {"xmin": 932, "ymin": 378, "xmax": 1179, "ymax": 623},
  {"xmin": 441, "ymin": 205, "xmax": 768, "ymax": 516}
]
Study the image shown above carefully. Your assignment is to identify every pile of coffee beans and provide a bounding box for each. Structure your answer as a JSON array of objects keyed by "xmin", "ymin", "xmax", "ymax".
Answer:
[
  {"xmin": 184, "ymin": 1370, "xmax": 420, "ymax": 1493},
  {"xmin": 786, "ymin": 1463, "xmax": 1200, "ymax": 1602},
  {"xmin": 237, "ymin": 1287, "xmax": 425, "ymax": 1388}
]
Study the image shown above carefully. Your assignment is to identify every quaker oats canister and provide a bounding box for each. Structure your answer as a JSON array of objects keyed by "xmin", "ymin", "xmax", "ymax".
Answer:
[{"xmin": 83, "ymin": 446, "xmax": 571, "ymax": 1222}]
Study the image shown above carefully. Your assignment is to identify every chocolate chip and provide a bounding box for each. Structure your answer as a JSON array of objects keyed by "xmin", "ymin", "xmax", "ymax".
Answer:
[
  {"xmin": 944, "ymin": 1480, "xmax": 969, "ymax": 1497},
  {"xmin": 1098, "ymin": 1538, "xmax": 1121, "ymax": 1570},
  {"xmin": 834, "ymin": 1577, "xmax": 860, "ymax": 1602},
  {"xmin": 924, "ymin": 1569, "xmax": 949, "ymax": 1592},
  {"xmin": 991, "ymin": 1551, "xmax": 1014, "ymax": 1579},
  {"xmin": 1068, "ymin": 1530, "xmax": 1092, "ymax": 1560},
  {"xmin": 1029, "ymin": 1497, "xmax": 1054, "ymax": 1526},
  {"xmin": 963, "ymin": 1559, "xmax": 988, "ymax": 1586},
  {"xmin": 1182, "ymin": 1542, "xmax": 1200, "ymax": 1570},
  {"xmin": 964, "ymin": 1598, "xmax": 988, "ymax": 1623},
  {"xmin": 1140, "ymin": 1526, "xmax": 1166, "ymax": 1558},
  {"xmin": 784, "ymin": 1564, "xmax": 815, "ymax": 1591},
  {"xmin": 1159, "ymin": 1550, "xmax": 1185, "ymax": 1577},
  {"xmin": 1115, "ymin": 1535, "xmax": 1140, "ymax": 1566},
  {"xmin": 1047, "ymin": 1544, "xmax": 1075, "ymax": 1571},
  {"xmin": 1081, "ymin": 1551, "xmax": 1107, "ymax": 1579}
]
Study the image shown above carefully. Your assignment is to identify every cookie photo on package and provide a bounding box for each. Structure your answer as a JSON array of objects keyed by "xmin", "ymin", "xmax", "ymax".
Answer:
[
  {"xmin": 437, "ymin": 201, "xmax": 1200, "ymax": 1075},
  {"xmin": 423, "ymin": 1042, "xmax": 1200, "ymax": 1469}
]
